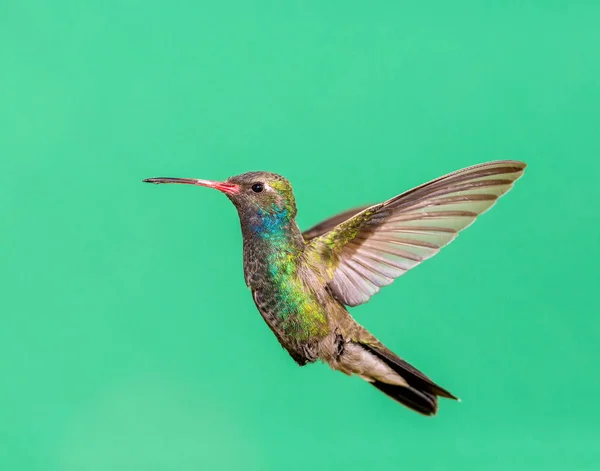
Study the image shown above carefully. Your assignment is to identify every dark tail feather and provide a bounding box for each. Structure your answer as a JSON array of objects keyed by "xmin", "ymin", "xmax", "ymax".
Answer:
[
  {"xmin": 361, "ymin": 342, "xmax": 458, "ymax": 415},
  {"xmin": 371, "ymin": 380, "xmax": 438, "ymax": 416}
]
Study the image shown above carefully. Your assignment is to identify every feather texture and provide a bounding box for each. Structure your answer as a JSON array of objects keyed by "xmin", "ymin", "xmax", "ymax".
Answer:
[
  {"xmin": 308, "ymin": 160, "xmax": 527, "ymax": 306},
  {"xmin": 302, "ymin": 205, "xmax": 373, "ymax": 241}
]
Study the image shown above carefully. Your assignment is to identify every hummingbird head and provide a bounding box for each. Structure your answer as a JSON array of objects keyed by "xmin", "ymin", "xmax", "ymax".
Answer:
[
  {"xmin": 224, "ymin": 171, "xmax": 295, "ymax": 214},
  {"xmin": 143, "ymin": 171, "xmax": 298, "ymax": 233}
]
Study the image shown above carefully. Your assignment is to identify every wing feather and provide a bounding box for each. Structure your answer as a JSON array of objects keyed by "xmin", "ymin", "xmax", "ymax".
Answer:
[
  {"xmin": 308, "ymin": 160, "xmax": 526, "ymax": 306},
  {"xmin": 302, "ymin": 205, "xmax": 373, "ymax": 241}
]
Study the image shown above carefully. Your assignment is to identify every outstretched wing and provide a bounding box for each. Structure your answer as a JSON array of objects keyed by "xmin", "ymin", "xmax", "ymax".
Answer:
[
  {"xmin": 302, "ymin": 206, "xmax": 372, "ymax": 241},
  {"xmin": 307, "ymin": 160, "xmax": 526, "ymax": 307}
]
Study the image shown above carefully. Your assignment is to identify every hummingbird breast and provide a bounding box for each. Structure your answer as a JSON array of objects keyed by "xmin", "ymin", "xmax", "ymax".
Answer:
[{"xmin": 243, "ymin": 233, "xmax": 331, "ymax": 364}]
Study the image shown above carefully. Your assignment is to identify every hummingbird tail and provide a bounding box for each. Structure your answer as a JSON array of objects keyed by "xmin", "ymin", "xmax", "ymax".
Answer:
[
  {"xmin": 336, "ymin": 340, "xmax": 458, "ymax": 415},
  {"xmin": 370, "ymin": 379, "xmax": 439, "ymax": 416},
  {"xmin": 362, "ymin": 341, "xmax": 458, "ymax": 415}
]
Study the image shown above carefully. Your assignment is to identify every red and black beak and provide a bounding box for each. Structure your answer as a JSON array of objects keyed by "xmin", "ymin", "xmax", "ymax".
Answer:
[{"xmin": 142, "ymin": 177, "xmax": 240, "ymax": 195}]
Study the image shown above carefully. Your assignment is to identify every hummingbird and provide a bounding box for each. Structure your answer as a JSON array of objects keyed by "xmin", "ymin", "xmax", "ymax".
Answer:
[{"xmin": 143, "ymin": 160, "xmax": 526, "ymax": 415}]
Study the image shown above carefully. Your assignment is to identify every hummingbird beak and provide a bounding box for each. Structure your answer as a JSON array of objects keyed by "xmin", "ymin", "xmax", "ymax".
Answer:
[{"xmin": 142, "ymin": 177, "xmax": 240, "ymax": 195}]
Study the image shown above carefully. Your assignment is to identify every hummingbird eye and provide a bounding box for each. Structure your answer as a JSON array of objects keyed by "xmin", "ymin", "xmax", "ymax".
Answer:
[{"xmin": 251, "ymin": 183, "xmax": 264, "ymax": 193}]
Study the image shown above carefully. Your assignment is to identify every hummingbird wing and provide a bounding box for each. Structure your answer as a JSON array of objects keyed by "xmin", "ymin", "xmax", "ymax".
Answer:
[
  {"xmin": 306, "ymin": 160, "xmax": 526, "ymax": 307},
  {"xmin": 302, "ymin": 205, "xmax": 373, "ymax": 241}
]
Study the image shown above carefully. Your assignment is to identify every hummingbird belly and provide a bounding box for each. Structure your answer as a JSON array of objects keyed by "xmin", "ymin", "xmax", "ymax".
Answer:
[{"xmin": 249, "ymin": 252, "xmax": 330, "ymax": 364}]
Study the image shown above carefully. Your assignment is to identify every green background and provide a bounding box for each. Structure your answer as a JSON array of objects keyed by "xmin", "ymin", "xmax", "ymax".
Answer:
[{"xmin": 2, "ymin": 2, "xmax": 599, "ymax": 470}]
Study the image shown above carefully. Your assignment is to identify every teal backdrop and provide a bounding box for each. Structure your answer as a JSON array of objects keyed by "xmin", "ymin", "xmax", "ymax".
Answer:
[{"xmin": 2, "ymin": 2, "xmax": 599, "ymax": 470}]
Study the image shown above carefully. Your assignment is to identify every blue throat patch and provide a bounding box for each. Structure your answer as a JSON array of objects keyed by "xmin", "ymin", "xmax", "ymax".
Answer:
[{"xmin": 252, "ymin": 206, "xmax": 290, "ymax": 239}]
